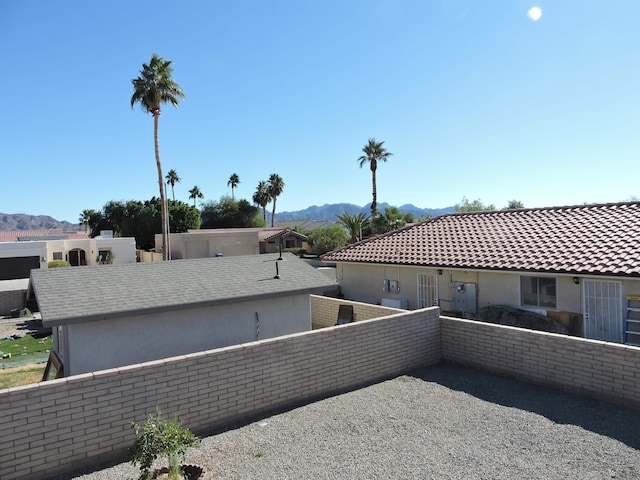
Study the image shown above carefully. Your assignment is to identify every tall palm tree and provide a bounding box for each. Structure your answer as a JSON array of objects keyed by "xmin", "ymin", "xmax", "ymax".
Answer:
[
  {"xmin": 165, "ymin": 169, "xmax": 181, "ymax": 201},
  {"xmin": 252, "ymin": 181, "xmax": 271, "ymax": 222},
  {"xmin": 188, "ymin": 185, "xmax": 204, "ymax": 207},
  {"xmin": 267, "ymin": 174, "xmax": 285, "ymax": 227},
  {"xmin": 131, "ymin": 53, "xmax": 185, "ymax": 261},
  {"xmin": 227, "ymin": 173, "xmax": 240, "ymax": 199},
  {"xmin": 336, "ymin": 211, "xmax": 369, "ymax": 243},
  {"xmin": 358, "ymin": 138, "xmax": 392, "ymax": 227},
  {"xmin": 79, "ymin": 209, "xmax": 98, "ymax": 236}
]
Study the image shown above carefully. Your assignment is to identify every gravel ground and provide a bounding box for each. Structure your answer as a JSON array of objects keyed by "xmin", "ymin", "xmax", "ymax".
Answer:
[{"xmin": 60, "ymin": 363, "xmax": 640, "ymax": 480}]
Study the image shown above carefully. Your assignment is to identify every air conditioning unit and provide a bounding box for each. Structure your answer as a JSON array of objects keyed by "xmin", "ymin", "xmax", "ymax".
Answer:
[{"xmin": 381, "ymin": 298, "xmax": 409, "ymax": 309}]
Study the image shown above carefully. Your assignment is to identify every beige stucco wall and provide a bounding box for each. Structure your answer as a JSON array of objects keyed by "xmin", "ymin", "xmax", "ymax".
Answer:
[
  {"xmin": 60, "ymin": 293, "xmax": 311, "ymax": 376},
  {"xmin": 0, "ymin": 241, "xmax": 48, "ymax": 269},
  {"xmin": 336, "ymin": 262, "xmax": 640, "ymax": 332},
  {"xmin": 0, "ymin": 238, "xmax": 136, "ymax": 268},
  {"xmin": 161, "ymin": 231, "xmax": 260, "ymax": 259}
]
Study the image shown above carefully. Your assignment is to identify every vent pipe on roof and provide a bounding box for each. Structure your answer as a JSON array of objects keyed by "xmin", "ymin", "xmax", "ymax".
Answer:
[{"xmin": 274, "ymin": 261, "xmax": 280, "ymax": 279}]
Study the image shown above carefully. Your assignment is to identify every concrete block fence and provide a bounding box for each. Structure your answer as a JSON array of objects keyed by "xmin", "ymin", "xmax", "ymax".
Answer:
[
  {"xmin": 0, "ymin": 302, "xmax": 440, "ymax": 480},
  {"xmin": 441, "ymin": 316, "xmax": 640, "ymax": 411},
  {"xmin": 311, "ymin": 295, "xmax": 403, "ymax": 329},
  {"xmin": 2, "ymin": 301, "xmax": 640, "ymax": 480},
  {"xmin": 0, "ymin": 289, "xmax": 25, "ymax": 316}
]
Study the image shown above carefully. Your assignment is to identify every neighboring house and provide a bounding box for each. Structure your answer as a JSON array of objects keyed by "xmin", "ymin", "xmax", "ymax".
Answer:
[
  {"xmin": 28, "ymin": 253, "xmax": 338, "ymax": 376},
  {"xmin": 0, "ymin": 231, "xmax": 136, "ymax": 315},
  {"xmin": 321, "ymin": 201, "xmax": 640, "ymax": 346},
  {"xmin": 159, "ymin": 229, "xmax": 261, "ymax": 260},
  {"xmin": 157, "ymin": 228, "xmax": 308, "ymax": 260},
  {"xmin": 258, "ymin": 229, "xmax": 307, "ymax": 253}
]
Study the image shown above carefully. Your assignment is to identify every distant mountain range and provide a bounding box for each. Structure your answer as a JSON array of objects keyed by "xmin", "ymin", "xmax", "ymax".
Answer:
[
  {"xmin": 275, "ymin": 203, "xmax": 455, "ymax": 222},
  {"xmin": 0, "ymin": 213, "xmax": 80, "ymax": 231},
  {"xmin": 0, "ymin": 203, "xmax": 455, "ymax": 231}
]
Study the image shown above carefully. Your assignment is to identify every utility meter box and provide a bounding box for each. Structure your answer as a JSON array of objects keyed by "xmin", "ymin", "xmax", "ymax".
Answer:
[{"xmin": 452, "ymin": 282, "xmax": 477, "ymax": 313}]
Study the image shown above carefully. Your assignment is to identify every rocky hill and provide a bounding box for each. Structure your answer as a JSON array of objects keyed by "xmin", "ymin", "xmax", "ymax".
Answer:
[
  {"xmin": 0, "ymin": 213, "xmax": 80, "ymax": 231},
  {"xmin": 275, "ymin": 203, "xmax": 455, "ymax": 222}
]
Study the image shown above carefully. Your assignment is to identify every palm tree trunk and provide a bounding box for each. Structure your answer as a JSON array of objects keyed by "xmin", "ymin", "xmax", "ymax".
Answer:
[
  {"xmin": 154, "ymin": 113, "xmax": 168, "ymax": 261},
  {"xmin": 371, "ymin": 165, "xmax": 377, "ymax": 218},
  {"xmin": 271, "ymin": 198, "xmax": 277, "ymax": 227}
]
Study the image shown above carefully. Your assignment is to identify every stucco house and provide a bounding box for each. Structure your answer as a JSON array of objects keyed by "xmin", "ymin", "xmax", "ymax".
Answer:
[
  {"xmin": 28, "ymin": 253, "xmax": 338, "ymax": 376},
  {"xmin": 322, "ymin": 201, "xmax": 640, "ymax": 346},
  {"xmin": 158, "ymin": 228, "xmax": 307, "ymax": 260},
  {"xmin": 0, "ymin": 230, "xmax": 136, "ymax": 315},
  {"xmin": 258, "ymin": 229, "xmax": 307, "ymax": 253}
]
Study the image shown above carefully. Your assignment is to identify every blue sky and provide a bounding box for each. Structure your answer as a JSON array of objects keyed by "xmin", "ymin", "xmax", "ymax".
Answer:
[{"xmin": 1, "ymin": 1, "xmax": 639, "ymax": 223}]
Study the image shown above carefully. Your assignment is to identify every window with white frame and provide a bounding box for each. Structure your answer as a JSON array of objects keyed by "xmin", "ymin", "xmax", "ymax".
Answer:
[
  {"xmin": 520, "ymin": 276, "xmax": 557, "ymax": 309},
  {"xmin": 52, "ymin": 252, "xmax": 63, "ymax": 260}
]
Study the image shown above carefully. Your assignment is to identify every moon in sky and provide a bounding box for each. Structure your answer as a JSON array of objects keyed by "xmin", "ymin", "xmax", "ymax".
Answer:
[{"xmin": 527, "ymin": 6, "xmax": 543, "ymax": 21}]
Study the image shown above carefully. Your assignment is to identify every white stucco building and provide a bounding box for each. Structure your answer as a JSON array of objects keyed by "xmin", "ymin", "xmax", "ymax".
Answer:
[{"xmin": 0, "ymin": 230, "xmax": 136, "ymax": 315}]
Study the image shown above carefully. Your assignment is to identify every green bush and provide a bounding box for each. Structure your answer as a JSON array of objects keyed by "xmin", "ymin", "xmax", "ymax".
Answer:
[
  {"xmin": 307, "ymin": 225, "xmax": 349, "ymax": 255},
  {"xmin": 47, "ymin": 260, "xmax": 71, "ymax": 268},
  {"xmin": 130, "ymin": 411, "xmax": 200, "ymax": 480}
]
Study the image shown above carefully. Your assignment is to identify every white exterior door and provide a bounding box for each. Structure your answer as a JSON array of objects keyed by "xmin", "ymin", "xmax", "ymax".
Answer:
[
  {"xmin": 583, "ymin": 280, "xmax": 623, "ymax": 343},
  {"xmin": 417, "ymin": 273, "xmax": 438, "ymax": 308}
]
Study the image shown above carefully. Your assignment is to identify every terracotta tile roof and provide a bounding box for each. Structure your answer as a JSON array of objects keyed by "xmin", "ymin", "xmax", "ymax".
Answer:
[
  {"xmin": 321, "ymin": 202, "xmax": 640, "ymax": 277},
  {"xmin": 260, "ymin": 229, "xmax": 308, "ymax": 242}
]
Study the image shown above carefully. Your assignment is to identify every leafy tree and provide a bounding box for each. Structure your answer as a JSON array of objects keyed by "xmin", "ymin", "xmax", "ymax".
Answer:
[
  {"xmin": 307, "ymin": 225, "xmax": 349, "ymax": 255},
  {"xmin": 227, "ymin": 173, "xmax": 240, "ymax": 199},
  {"xmin": 454, "ymin": 197, "xmax": 496, "ymax": 212},
  {"xmin": 79, "ymin": 209, "xmax": 100, "ymax": 235},
  {"xmin": 358, "ymin": 138, "xmax": 392, "ymax": 227},
  {"xmin": 169, "ymin": 199, "xmax": 202, "ymax": 233},
  {"xmin": 200, "ymin": 196, "xmax": 264, "ymax": 229},
  {"xmin": 188, "ymin": 185, "xmax": 204, "ymax": 207},
  {"xmin": 504, "ymin": 200, "xmax": 525, "ymax": 210},
  {"xmin": 252, "ymin": 181, "xmax": 271, "ymax": 222},
  {"xmin": 267, "ymin": 174, "xmax": 285, "ymax": 227},
  {"xmin": 81, "ymin": 198, "xmax": 199, "ymax": 250},
  {"xmin": 165, "ymin": 169, "xmax": 181, "ymax": 201},
  {"xmin": 131, "ymin": 53, "xmax": 185, "ymax": 260},
  {"xmin": 336, "ymin": 211, "xmax": 369, "ymax": 243},
  {"xmin": 372, "ymin": 206, "xmax": 412, "ymax": 234}
]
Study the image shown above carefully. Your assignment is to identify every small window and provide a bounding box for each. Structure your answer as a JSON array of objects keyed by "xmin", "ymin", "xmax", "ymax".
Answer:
[
  {"xmin": 53, "ymin": 252, "xmax": 63, "ymax": 260},
  {"xmin": 285, "ymin": 239, "xmax": 295, "ymax": 248},
  {"xmin": 97, "ymin": 249, "xmax": 112, "ymax": 264},
  {"xmin": 520, "ymin": 276, "xmax": 557, "ymax": 309}
]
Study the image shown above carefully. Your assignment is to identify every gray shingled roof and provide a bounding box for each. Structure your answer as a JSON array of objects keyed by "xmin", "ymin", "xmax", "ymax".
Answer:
[
  {"xmin": 321, "ymin": 202, "xmax": 640, "ymax": 277},
  {"xmin": 30, "ymin": 253, "xmax": 336, "ymax": 326}
]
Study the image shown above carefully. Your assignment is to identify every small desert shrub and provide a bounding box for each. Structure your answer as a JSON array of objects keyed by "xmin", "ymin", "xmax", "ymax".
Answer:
[
  {"xmin": 130, "ymin": 411, "xmax": 200, "ymax": 480},
  {"xmin": 47, "ymin": 260, "xmax": 71, "ymax": 268}
]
